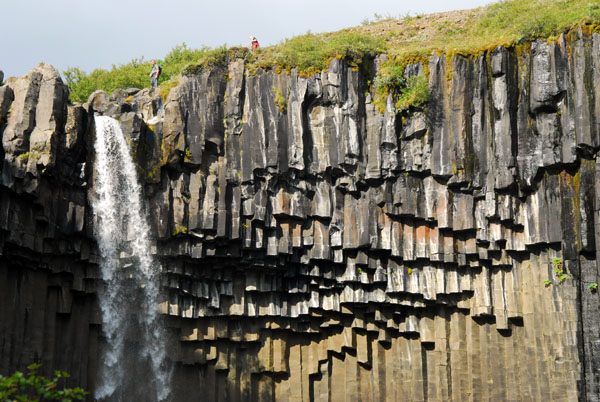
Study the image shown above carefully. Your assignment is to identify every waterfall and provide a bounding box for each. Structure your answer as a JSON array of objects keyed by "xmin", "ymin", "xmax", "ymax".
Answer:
[{"xmin": 92, "ymin": 116, "xmax": 170, "ymax": 402}]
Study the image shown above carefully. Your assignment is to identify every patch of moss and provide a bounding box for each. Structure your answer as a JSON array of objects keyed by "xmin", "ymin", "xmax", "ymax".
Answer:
[
  {"xmin": 184, "ymin": 146, "xmax": 192, "ymax": 162},
  {"xmin": 172, "ymin": 226, "xmax": 188, "ymax": 236},
  {"xmin": 158, "ymin": 77, "xmax": 180, "ymax": 103},
  {"xmin": 17, "ymin": 152, "xmax": 39, "ymax": 162},
  {"xmin": 146, "ymin": 162, "xmax": 161, "ymax": 181},
  {"xmin": 272, "ymin": 87, "xmax": 287, "ymax": 114}
]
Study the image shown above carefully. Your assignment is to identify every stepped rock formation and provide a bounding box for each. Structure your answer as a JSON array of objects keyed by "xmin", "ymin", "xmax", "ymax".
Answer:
[{"xmin": 1, "ymin": 29, "xmax": 600, "ymax": 401}]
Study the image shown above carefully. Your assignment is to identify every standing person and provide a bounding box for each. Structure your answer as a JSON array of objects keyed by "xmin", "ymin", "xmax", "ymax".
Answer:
[
  {"xmin": 250, "ymin": 36, "xmax": 260, "ymax": 51},
  {"xmin": 149, "ymin": 59, "xmax": 161, "ymax": 88}
]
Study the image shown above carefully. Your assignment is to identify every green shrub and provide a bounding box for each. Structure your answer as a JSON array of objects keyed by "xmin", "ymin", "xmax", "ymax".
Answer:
[
  {"xmin": 272, "ymin": 87, "xmax": 287, "ymax": 114},
  {"xmin": 374, "ymin": 59, "xmax": 429, "ymax": 114},
  {"xmin": 64, "ymin": 43, "xmax": 212, "ymax": 103},
  {"xmin": 395, "ymin": 75, "xmax": 429, "ymax": 112},
  {"xmin": 552, "ymin": 257, "xmax": 572, "ymax": 284},
  {"xmin": 0, "ymin": 363, "xmax": 87, "ymax": 401}
]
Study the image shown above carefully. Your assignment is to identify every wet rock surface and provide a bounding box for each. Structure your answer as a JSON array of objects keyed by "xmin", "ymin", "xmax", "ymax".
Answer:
[{"xmin": 1, "ymin": 33, "xmax": 600, "ymax": 401}]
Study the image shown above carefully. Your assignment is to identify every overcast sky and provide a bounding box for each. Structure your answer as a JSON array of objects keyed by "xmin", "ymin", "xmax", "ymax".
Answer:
[{"xmin": 1, "ymin": 0, "xmax": 493, "ymax": 79}]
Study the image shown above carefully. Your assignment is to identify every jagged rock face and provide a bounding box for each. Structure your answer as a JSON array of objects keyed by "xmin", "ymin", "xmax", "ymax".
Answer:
[{"xmin": 1, "ymin": 30, "xmax": 600, "ymax": 402}]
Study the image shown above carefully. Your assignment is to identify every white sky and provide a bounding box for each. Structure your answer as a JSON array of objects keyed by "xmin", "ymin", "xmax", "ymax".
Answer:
[{"xmin": 1, "ymin": 0, "xmax": 493, "ymax": 79}]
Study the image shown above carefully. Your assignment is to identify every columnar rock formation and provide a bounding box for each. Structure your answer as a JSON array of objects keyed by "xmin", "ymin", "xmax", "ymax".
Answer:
[{"xmin": 1, "ymin": 28, "xmax": 600, "ymax": 401}]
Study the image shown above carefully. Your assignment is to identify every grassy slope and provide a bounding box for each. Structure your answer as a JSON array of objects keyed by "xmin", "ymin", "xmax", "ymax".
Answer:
[
  {"xmin": 65, "ymin": 0, "xmax": 600, "ymax": 103},
  {"xmin": 352, "ymin": 0, "xmax": 600, "ymax": 59}
]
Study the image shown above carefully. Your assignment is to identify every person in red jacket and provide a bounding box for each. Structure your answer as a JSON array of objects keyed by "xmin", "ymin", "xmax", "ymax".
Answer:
[{"xmin": 250, "ymin": 36, "xmax": 260, "ymax": 51}]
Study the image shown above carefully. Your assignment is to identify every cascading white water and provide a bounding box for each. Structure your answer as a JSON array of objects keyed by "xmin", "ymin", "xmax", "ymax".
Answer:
[{"xmin": 92, "ymin": 116, "xmax": 170, "ymax": 402}]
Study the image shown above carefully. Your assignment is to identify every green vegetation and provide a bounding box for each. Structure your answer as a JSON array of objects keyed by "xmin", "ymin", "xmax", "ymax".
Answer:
[
  {"xmin": 552, "ymin": 257, "xmax": 563, "ymax": 269},
  {"xmin": 172, "ymin": 226, "xmax": 188, "ymax": 236},
  {"xmin": 374, "ymin": 59, "xmax": 429, "ymax": 113},
  {"xmin": 476, "ymin": 0, "xmax": 600, "ymax": 42},
  {"xmin": 17, "ymin": 152, "xmax": 38, "ymax": 162},
  {"xmin": 63, "ymin": 1, "xmax": 600, "ymax": 108},
  {"xmin": 180, "ymin": 46, "xmax": 251, "ymax": 75},
  {"xmin": 184, "ymin": 147, "xmax": 192, "ymax": 162},
  {"xmin": 0, "ymin": 363, "xmax": 87, "ymax": 401},
  {"xmin": 251, "ymin": 31, "xmax": 387, "ymax": 76},
  {"xmin": 393, "ymin": 76, "xmax": 429, "ymax": 112},
  {"xmin": 552, "ymin": 257, "xmax": 572, "ymax": 284},
  {"xmin": 64, "ymin": 43, "xmax": 212, "ymax": 103},
  {"xmin": 146, "ymin": 162, "xmax": 161, "ymax": 181},
  {"xmin": 544, "ymin": 257, "xmax": 572, "ymax": 286},
  {"xmin": 352, "ymin": 0, "xmax": 600, "ymax": 62},
  {"xmin": 272, "ymin": 87, "xmax": 287, "ymax": 114}
]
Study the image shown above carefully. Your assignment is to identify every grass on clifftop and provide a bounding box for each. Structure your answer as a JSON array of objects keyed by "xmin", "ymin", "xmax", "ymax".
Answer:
[
  {"xmin": 249, "ymin": 31, "xmax": 387, "ymax": 75},
  {"xmin": 64, "ymin": 43, "xmax": 210, "ymax": 103},
  {"xmin": 64, "ymin": 0, "xmax": 600, "ymax": 104},
  {"xmin": 352, "ymin": 0, "xmax": 600, "ymax": 60}
]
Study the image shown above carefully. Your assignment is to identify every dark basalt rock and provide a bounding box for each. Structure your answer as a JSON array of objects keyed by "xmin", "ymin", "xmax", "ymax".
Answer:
[{"xmin": 1, "ymin": 33, "xmax": 600, "ymax": 401}]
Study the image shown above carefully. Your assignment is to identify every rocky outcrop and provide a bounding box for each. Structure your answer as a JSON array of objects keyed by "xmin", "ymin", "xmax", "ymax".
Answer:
[{"xmin": 1, "ymin": 29, "xmax": 600, "ymax": 401}]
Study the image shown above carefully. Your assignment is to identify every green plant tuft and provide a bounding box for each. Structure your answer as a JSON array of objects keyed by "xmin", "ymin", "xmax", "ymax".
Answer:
[
  {"xmin": 0, "ymin": 363, "xmax": 87, "ymax": 401},
  {"xmin": 552, "ymin": 257, "xmax": 572, "ymax": 284},
  {"xmin": 17, "ymin": 151, "xmax": 39, "ymax": 162},
  {"xmin": 272, "ymin": 87, "xmax": 287, "ymax": 114},
  {"xmin": 184, "ymin": 147, "xmax": 192, "ymax": 162},
  {"xmin": 373, "ymin": 58, "xmax": 429, "ymax": 114},
  {"xmin": 173, "ymin": 226, "xmax": 188, "ymax": 236},
  {"xmin": 394, "ymin": 75, "xmax": 429, "ymax": 113}
]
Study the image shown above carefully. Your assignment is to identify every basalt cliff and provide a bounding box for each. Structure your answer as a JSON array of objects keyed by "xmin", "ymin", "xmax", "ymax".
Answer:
[{"xmin": 1, "ymin": 28, "xmax": 600, "ymax": 401}]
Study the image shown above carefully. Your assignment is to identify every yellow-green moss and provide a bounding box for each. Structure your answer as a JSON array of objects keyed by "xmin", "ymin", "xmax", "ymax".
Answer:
[
  {"xmin": 272, "ymin": 87, "xmax": 287, "ymax": 114},
  {"xmin": 146, "ymin": 162, "xmax": 161, "ymax": 181},
  {"xmin": 183, "ymin": 146, "xmax": 192, "ymax": 162},
  {"xmin": 17, "ymin": 152, "xmax": 39, "ymax": 162},
  {"xmin": 158, "ymin": 78, "xmax": 180, "ymax": 103},
  {"xmin": 173, "ymin": 226, "xmax": 188, "ymax": 236}
]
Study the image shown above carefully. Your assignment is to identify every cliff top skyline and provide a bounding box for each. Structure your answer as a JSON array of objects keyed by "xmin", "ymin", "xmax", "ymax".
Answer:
[{"xmin": 1, "ymin": 0, "xmax": 490, "ymax": 79}]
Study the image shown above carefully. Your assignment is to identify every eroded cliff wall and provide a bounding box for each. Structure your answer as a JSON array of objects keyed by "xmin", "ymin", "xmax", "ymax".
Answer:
[{"xmin": 1, "ymin": 28, "xmax": 600, "ymax": 401}]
